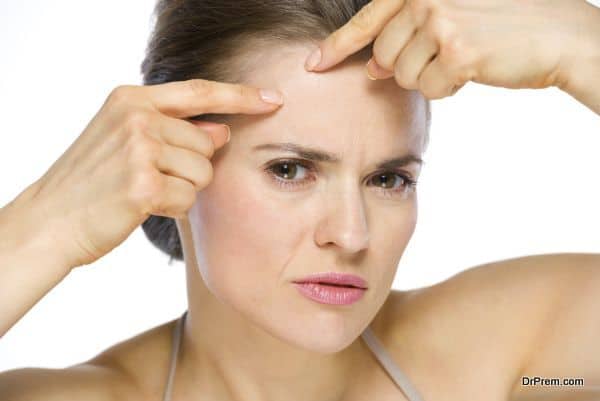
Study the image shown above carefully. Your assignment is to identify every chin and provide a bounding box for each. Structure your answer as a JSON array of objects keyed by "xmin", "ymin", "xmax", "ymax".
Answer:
[{"xmin": 266, "ymin": 314, "xmax": 362, "ymax": 354}]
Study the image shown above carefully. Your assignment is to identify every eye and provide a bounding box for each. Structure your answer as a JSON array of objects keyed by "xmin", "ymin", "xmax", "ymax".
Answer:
[
  {"xmin": 263, "ymin": 158, "xmax": 418, "ymax": 197},
  {"xmin": 264, "ymin": 159, "xmax": 314, "ymax": 190},
  {"xmin": 368, "ymin": 171, "xmax": 417, "ymax": 198}
]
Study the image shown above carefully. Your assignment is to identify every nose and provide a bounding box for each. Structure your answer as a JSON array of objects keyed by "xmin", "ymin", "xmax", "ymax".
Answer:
[{"xmin": 314, "ymin": 185, "xmax": 370, "ymax": 254}]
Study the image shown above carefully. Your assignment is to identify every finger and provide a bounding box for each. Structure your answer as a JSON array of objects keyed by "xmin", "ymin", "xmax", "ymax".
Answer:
[
  {"xmin": 305, "ymin": 0, "xmax": 406, "ymax": 72},
  {"xmin": 366, "ymin": 58, "xmax": 395, "ymax": 80},
  {"xmin": 370, "ymin": 8, "xmax": 416, "ymax": 72},
  {"xmin": 155, "ymin": 116, "xmax": 230, "ymax": 158},
  {"xmin": 156, "ymin": 145, "xmax": 214, "ymax": 191},
  {"xmin": 152, "ymin": 174, "xmax": 198, "ymax": 219},
  {"xmin": 141, "ymin": 79, "xmax": 284, "ymax": 119},
  {"xmin": 393, "ymin": 27, "xmax": 439, "ymax": 90},
  {"xmin": 418, "ymin": 55, "xmax": 465, "ymax": 99},
  {"xmin": 188, "ymin": 120, "xmax": 231, "ymax": 149}
]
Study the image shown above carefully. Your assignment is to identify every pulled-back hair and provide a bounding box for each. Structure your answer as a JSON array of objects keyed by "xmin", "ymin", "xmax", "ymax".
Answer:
[{"xmin": 140, "ymin": 0, "xmax": 431, "ymax": 263}]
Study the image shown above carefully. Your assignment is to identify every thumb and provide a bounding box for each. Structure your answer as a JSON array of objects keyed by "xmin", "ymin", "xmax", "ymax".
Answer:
[
  {"xmin": 188, "ymin": 120, "xmax": 231, "ymax": 149},
  {"xmin": 304, "ymin": 0, "xmax": 405, "ymax": 72},
  {"xmin": 366, "ymin": 58, "xmax": 395, "ymax": 80}
]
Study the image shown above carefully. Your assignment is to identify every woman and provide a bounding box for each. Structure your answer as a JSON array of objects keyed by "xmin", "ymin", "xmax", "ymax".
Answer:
[{"xmin": 1, "ymin": 0, "xmax": 599, "ymax": 400}]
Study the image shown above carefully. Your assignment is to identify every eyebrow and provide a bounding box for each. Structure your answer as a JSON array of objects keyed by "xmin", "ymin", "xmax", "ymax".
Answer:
[{"xmin": 252, "ymin": 142, "xmax": 424, "ymax": 170}]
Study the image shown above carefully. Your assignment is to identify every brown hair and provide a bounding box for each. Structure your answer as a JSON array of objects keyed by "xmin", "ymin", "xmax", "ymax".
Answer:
[{"xmin": 140, "ymin": 0, "xmax": 431, "ymax": 264}]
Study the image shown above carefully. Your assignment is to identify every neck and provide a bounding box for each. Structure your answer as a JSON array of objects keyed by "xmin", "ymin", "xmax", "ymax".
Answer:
[{"xmin": 177, "ymin": 264, "xmax": 371, "ymax": 401}]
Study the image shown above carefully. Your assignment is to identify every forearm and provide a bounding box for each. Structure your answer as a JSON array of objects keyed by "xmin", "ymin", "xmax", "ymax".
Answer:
[
  {"xmin": 0, "ymin": 184, "xmax": 72, "ymax": 337},
  {"xmin": 556, "ymin": 1, "xmax": 600, "ymax": 115}
]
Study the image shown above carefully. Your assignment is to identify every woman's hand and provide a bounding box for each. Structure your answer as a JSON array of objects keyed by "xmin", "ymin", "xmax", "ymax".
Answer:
[
  {"xmin": 14, "ymin": 80, "xmax": 283, "ymax": 270},
  {"xmin": 304, "ymin": 0, "xmax": 600, "ymax": 101}
]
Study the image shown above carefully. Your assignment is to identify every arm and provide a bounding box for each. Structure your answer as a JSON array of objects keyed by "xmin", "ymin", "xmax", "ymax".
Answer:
[
  {"xmin": 556, "ymin": 1, "xmax": 600, "ymax": 115},
  {"xmin": 0, "ymin": 363, "xmax": 127, "ymax": 401},
  {"xmin": 508, "ymin": 253, "xmax": 600, "ymax": 401},
  {"xmin": 0, "ymin": 182, "xmax": 73, "ymax": 337}
]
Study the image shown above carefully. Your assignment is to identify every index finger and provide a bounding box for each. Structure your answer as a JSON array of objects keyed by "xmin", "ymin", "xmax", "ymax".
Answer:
[
  {"xmin": 304, "ymin": 0, "xmax": 405, "ymax": 72},
  {"xmin": 140, "ymin": 79, "xmax": 284, "ymax": 119}
]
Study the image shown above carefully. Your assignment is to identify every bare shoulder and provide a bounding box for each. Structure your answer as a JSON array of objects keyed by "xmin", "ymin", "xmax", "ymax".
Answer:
[
  {"xmin": 383, "ymin": 253, "xmax": 598, "ymax": 400},
  {"xmin": 87, "ymin": 315, "xmax": 179, "ymax": 400},
  {"xmin": 0, "ymin": 363, "xmax": 130, "ymax": 401},
  {"xmin": 0, "ymin": 317, "xmax": 179, "ymax": 401}
]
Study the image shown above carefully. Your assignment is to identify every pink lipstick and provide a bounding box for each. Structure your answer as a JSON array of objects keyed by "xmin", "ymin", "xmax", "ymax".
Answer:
[{"xmin": 292, "ymin": 272, "xmax": 367, "ymax": 305}]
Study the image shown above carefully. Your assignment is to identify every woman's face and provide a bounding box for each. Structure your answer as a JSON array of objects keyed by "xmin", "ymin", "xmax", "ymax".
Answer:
[{"xmin": 184, "ymin": 44, "xmax": 427, "ymax": 353}]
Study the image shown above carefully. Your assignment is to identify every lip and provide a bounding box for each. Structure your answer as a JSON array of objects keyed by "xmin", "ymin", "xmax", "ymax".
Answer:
[
  {"xmin": 292, "ymin": 283, "xmax": 366, "ymax": 305},
  {"xmin": 291, "ymin": 272, "xmax": 368, "ymax": 289}
]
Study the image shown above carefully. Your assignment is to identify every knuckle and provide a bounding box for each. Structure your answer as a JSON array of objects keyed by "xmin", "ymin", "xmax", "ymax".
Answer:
[
  {"xmin": 426, "ymin": 0, "xmax": 441, "ymax": 14},
  {"xmin": 421, "ymin": 86, "xmax": 441, "ymax": 100},
  {"xmin": 439, "ymin": 34, "xmax": 475, "ymax": 71},
  {"xmin": 234, "ymin": 83, "xmax": 250, "ymax": 100},
  {"xmin": 393, "ymin": 67, "xmax": 413, "ymax": 90},
  {"xmin": 125, "ymin": 133, "xmax": 161, "ymax": 165},
  {"xmin": 123, "ymin": 109, "xmax": 153, "ymax": 134},
  {"xmin": 202, "ymin": 132, "xmax": 216, "ymax": 159},
  {"xmin": 427, "ymin": 8, "xmax": 454, "ymax": 44},
  {"xmin": 420, "ymin": 91, "xmax": 433, "ymax": 101},
  {"xmin": 372, "ymin": 39, "xmax": 393, "ymax": 71},
  {"xmin": 189, "ymin": 79, "xmax": 212, "ymax": 98},
  {"xmin": 394, "ymin": 74, "xmax": 406, "ymax": 90},
  {"xmin": 448, "ymin": 84, "xmax": 460, "ymax": 96},
  {"xmin": 195, "ymin": 157, "xmax": 213, "ymax": 189},
  {"xmin": 453, "ymin": 62, "xmax": 472, "ymax": 83},
  {"xmin": 441, "ymin": 35, "xmax": 463, "ymax": 60},
  {"xmin": 182, "ymin": 182, "xmax": 198, "ymax": 207},
  {"xmin": 407, "ymin": 0, "xmax": 428, "ymax": 25},
  {"xmin": 427, "ymin": 3, "xmax": 447, "ymax": 27},
  {"xmin": 129, "ymin": 169, "xmax": 164, "ymax": 207},
  {"xmin": 351, "ymin": 3, "xmax": 376, "ymax": 34},
  {"xmin": 422, "ymin": 14, "xmax": 439, "ymax": 39},
  {"xmin": 107, "ymin": 85, "xmax": 135, "ymax": 106},
  {"xmin": 219, "ymin": 84, "xmax": 249, "ymax": 109}
]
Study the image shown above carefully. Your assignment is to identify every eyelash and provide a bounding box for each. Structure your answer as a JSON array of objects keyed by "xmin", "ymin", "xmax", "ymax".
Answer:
[{"xmin": 264, "ymin": 158, "xmax": 417, "ymax": 198}]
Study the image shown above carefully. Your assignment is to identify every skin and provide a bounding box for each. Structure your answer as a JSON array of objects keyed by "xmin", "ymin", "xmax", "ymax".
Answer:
[
  {"xmin": 171, "ymin": 43, "xmax": 426, "ymax": 401},
  {"xmin": 306, "ymin": 0, "xmax": 600, "ymax": 113},
  {"xmin": 100, "ymin": 0, "xmax": 600, "ymax": 397},
  {"xmin": 2, "ymin": 1, "xmax": 599, "ymax": 400}
]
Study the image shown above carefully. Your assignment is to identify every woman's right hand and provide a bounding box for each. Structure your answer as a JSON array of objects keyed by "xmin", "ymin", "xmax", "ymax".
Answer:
[{"xmin": 11, "ymin": 79, "xmax": 283, "ymax": 270}]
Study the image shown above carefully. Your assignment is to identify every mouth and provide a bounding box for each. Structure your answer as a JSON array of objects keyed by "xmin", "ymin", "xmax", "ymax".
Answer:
[
  {"xmin": 291, "ymin": 272, "xmax": 368, "ymax": 290},
  {"xmin": 292, "ymin": 281, "xmax": 367, "ymax": 305},
  {"xmin": 313, "ymin": 282, "xmax": 362, "ymax": 288}
]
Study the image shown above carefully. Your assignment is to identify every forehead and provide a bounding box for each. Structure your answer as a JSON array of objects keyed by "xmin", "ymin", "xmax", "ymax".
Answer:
[{"xmin": 229, "ymin": 43, "xmax": 426, "ymax": 154}]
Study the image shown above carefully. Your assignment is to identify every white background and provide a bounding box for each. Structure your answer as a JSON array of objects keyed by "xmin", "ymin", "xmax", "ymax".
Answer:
[{"xmin": 1, "ymin": 1, "xmax": 599, "ymax": 372}]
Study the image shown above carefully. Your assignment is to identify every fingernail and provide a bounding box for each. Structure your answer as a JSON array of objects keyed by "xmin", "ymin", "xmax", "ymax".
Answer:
[
  {"xmin": 305, "ymin": 47, "xmax": 322, "ymax": 71},
  {"xmin": 365, "ymin": 59, "xmax": 378, "ymax": 81},
  {"xmin": 259, "ymin": 89, "xmax": 283, "ymax": 105}
]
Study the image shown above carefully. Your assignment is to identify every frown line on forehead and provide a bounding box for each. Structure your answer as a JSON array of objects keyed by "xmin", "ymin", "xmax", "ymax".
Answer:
[{"xmin": 253, "ymin": 142, "xmax": 424, "ymax": 170}]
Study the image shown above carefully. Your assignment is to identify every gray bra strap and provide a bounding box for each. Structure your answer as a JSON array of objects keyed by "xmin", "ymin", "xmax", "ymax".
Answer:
[
  {"xmin": 162, "ymin": 310, "xmax": 187, "ymax": 401},
  {"xmin": 361, "ymin": 325, "xmax": 425, "ymax": 401}
]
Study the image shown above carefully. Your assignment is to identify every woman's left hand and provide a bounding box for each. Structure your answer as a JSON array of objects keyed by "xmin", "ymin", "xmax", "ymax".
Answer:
[{"xmin": 304, "ymin": 0, "xmax": 598, "ymax": 100}]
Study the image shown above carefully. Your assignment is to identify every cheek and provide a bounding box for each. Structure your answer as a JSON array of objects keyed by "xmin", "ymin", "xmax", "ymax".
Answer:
[
  {"xmin": 188, "ymin": 169, "xmax": 309, "ymax": 298},
  {"xmin": 391, "ymin": 201, "xmax": 417, "ymax": 249},
  {"xmin": 372, "ymin": 201, "xmax": 418, "ymax": 280}
]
